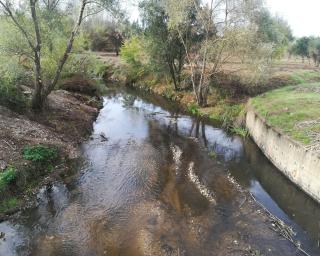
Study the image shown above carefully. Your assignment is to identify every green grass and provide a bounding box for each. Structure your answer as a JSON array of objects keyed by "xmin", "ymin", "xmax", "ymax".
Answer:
[
  {"xmin": 290, "ymin": 71, "xmax": 320, "ymax": 84},
  {"xmin": 230, "ymin": 127, "xmax": 249, "ymax": 137},
  {"xmin": 0, "ymin": 197, "xmax": 20, "ymax": 214},
  {"xmin": 251, "ymin": 82, "xmax": 320, "ymax": 145}
]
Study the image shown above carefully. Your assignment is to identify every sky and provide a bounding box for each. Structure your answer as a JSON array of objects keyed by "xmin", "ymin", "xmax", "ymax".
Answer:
[
  {"xmin": 125, "ymin": 0, "xmax": 320, "ymax": 38},
  {"xmin": 266, "ymin": 0, "xmax": 320, "ymax": 37}
]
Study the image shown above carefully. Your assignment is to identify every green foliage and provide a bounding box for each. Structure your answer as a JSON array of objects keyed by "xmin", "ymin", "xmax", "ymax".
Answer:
[
  {"xmin": 230, "ymin": 127, "xmax": 248, "ymax": 138},
  {"xmin": 0, "ymin": 42, "xmax": 28, "ymax": 110},
  {"xmin": 0, "ymin": 166, "xmax": 18, "ymax": 192},
  {"xmin": 220, "ymin": 104, "xmax": 245, "ymax": 128},
  {"xmin": 62, "ymin": 53, "xmax": 107, "ymax": 80},
  {"xmin": 0, "ymin": 197, "xmax": 20, "ymax": 214},
  {"xmin": 0, "ymin": 79, "xmax": 27, "ymax": 111},
  {"xmin": 120, "ymin": 36, "xmax": 150, "ymax": 82},
  {"xmin": 140, "ymin": 0, "xmax": 185, "ymax": 89},
  {"xmin": 208, "ymin": 151, "xmax": 217, "ymax": 159},
  {"xmin": 187, "ymin": 103, "xmax": 200, "ymax": 116},
  {"xmin": 23, "ymin": 145, "xmax": 58, "ymax": 164},
  {"xmin": 291, "ymin": 37, "xmax": 311, "ymax": 59},
  {"xmin": 255, "ymin": 9, "xmax": 293, "ymax": 58}
]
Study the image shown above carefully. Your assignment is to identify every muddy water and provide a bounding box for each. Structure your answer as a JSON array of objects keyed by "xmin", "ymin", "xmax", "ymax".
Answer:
[{"xmin": 0, "ymin": 88, "xmax": 319, "ymax": 256}]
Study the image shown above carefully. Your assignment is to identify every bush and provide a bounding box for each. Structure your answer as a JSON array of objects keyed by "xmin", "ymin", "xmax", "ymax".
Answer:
[
  {"xmin": 0, "ymin": 56, "xmax": 28, "ymax": 111},
  {"xmin": 0, "ymin": 81, "xmax": 27, "ymax": 111},
  {"xmin": 23, "ymin": 145, "xmax": 58, "ymax": 164},
  {"xmin": 187, "ymin": 103, "xmax": 200, "ymax": 116},
  {"xmin": 62, "ymin": 53, "xmax": 107, "ymax": 80},
  {"xmin": 0, "ymin": 166, "xmax": 17, "ymax": 192},
  {"xmin": 120, "ymin": 37, "xmax": 150, "ymax": 83},
  {"xmin": 220, "ymin": 104, "xmax": 245, "ymax": 128}
]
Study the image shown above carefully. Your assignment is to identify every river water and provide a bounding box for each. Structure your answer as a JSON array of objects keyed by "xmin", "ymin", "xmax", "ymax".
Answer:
[{"xmin": 0, "ymin": 88, "xmax": 319, "ymax": 255}]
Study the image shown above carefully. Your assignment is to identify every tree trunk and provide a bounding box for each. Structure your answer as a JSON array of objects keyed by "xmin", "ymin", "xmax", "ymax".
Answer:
[
  {"xmin": 169, "ymin": 62, "xmax": 178, "ymax": 91},
  {"xmin": 31, "ymin": 80, "xmax": 44, "ymax": 110}
]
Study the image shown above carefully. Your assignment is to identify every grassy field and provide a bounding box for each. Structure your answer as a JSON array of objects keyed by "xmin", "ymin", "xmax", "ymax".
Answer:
[{"xmin": 251, "ymin": 82, "xmax": 320, "ymax": 149}]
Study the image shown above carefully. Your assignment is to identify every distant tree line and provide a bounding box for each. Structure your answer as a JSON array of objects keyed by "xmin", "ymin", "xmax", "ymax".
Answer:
[{"xmin": 289, "ymin": 37, "xmax": 320, "ymax": 66}]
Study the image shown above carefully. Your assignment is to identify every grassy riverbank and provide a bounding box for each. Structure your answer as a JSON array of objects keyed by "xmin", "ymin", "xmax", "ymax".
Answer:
[
  {"xmin": 113, "ymin": 60, "xmax": 320, "ymax": 138},
  {"xmin": 251, "ymin": 82, "xmax": 320, "ymax": 150}
]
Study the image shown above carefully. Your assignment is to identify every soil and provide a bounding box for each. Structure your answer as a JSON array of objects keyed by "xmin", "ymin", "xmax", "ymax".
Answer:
[{"xmin": 0, "ymin": 89, "xmax": 101, "ymax": 216}]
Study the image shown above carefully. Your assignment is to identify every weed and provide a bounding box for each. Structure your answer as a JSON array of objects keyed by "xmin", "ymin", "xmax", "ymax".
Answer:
[
  {"xmin": 23, "ymin": 145, "xmax": 58, "ymax": 164},
  {"xmin": 230, "ymin": 127, "xmax": 249, "ymax": 137},
  {"xmin": 0, "ymin": 166, "xmax": 17, "ymax": 192},
  {"xmin": 0, "ymin": 197, "xmax": 20, "ymax": 214},
  {"xmin": 188, "ymin": 103, "xmax": 200, "ymax": 116},
  {"xmin": 208, "ymin": 151, "xmax": 217, "ymax": 159},
  {"xmin": 220, "ymin": 104, "xmax": 245, "ymax": 128}
]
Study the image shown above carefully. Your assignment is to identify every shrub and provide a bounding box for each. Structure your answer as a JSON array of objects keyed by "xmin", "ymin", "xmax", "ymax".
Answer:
[
  {"xmin": 0, "ymin": 81, "xmax": 27, "ymax": 111},
  {"xmin": 0, "ymin": 166, "xmax": 17, "ymax": 192},
  {"xmin": 220, "ymin": 104, "xmax": 245, "ymax": 128},
  {"xmin": 230, "ymin": 127, "xmax": 248, "ymax": 137},
  {"xmin": 23, "ymin": 145, "xmax": 58, "ymax": 164},
  {"xmin": 208, "ymin": 151, "xmax": 217, "ymax": 159},
  {"xmin": 120, "ymin": 37, "xmax": 150, "ymax": 82},
  {"xmin": 187, "ymin": 103, "xmax": 200, "ymax": 116},
  {"xmin": 0, "ymin": 56, "xmax": 28, "ymax": 111}
]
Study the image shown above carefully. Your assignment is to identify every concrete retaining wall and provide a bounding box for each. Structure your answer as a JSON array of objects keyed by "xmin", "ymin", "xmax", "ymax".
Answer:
[{"xmin": 246, "ymin": 106, "xmax": 320, "ymax": 203}]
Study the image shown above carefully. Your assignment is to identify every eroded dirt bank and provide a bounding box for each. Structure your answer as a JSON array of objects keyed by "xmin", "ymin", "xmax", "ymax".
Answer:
[{"xmin": 0, "ymin": 89, "xmax": 101, "ymax": 217}]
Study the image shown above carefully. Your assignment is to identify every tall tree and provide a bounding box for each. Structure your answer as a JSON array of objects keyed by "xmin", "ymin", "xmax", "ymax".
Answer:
[
  {"xmin": 165, "ymin": 0, "xmax": 268, "ymax": 106},
  {"xmin": 0, "ymin": 0, "xmax": 118, "ymax": 110},
  {"xmin": 140, "ymin": 0, "xmax": 186, "ymax": 90}
]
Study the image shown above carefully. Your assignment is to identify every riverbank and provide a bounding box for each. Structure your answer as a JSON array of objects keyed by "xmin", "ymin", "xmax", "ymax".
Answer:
[
  {"xmin": 247, "ymin": 82, "xmax": 320, "ymax": 203},
  {"xmin": 106, "ymin": 51, "xmax": 320, "ymax": 137},
  {"xmin": 0, "ymin": 89, "xmax": 101, "ymax": 218}
]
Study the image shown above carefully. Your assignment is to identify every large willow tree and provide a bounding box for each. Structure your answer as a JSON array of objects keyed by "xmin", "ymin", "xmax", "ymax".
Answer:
[{"xmin": 0, "ymin": 0, "xmax": 119, "ymax": 110}]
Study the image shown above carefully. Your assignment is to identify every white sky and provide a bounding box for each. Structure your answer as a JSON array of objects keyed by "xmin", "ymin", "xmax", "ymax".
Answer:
[
  {"xmin": 125, "ymin": 0, "xmax": 319, "ymax": 37},
  {"xmin": 266, "ymin": 0, "xmax": 320, "ymax": 37}
]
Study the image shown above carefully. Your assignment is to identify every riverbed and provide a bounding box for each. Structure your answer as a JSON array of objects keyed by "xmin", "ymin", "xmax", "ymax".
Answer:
[{"xmin": 0, "ymin": 88, "xmax": 319, "ymax": 255}]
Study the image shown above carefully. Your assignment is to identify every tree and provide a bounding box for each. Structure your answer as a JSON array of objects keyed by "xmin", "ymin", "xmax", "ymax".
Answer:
[
  {"xmin": 292, "ymin": 37, "xmax": 311, "ymax": 62},
  {"xmin": 165, "ymin": 0, "xmax": 269, "ymax": 106},
  {"xmin": 254, "ymin": 9, "xmax": 293, "ymax": 58},
  {"xmin": 140, "ymin": 0, "xmax": 186, "ymax": 90},
  {"xmin": 0, "ymin": 0, "xmax": 118, "ymax": 110}
]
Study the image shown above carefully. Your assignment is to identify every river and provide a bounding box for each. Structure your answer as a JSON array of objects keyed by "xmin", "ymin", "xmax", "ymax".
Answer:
[{"xmin": 0, "ymin": 88, "xmax": 319, "ymax": 255}]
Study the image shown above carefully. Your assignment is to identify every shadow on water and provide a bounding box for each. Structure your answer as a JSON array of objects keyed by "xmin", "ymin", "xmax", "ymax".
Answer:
[{"xmin": 0, "ymin": 87, "xmax": 319, "ymax": 255}]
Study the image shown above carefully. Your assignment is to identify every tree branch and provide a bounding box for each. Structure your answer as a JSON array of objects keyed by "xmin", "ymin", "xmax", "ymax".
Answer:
[
  {"xmin": 44, "ymin": 0, "xmax": 87, "ymax": 96},
  {"xmin": 0, "ymin": 0, "xmax": 36, "ymax": 52}
]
